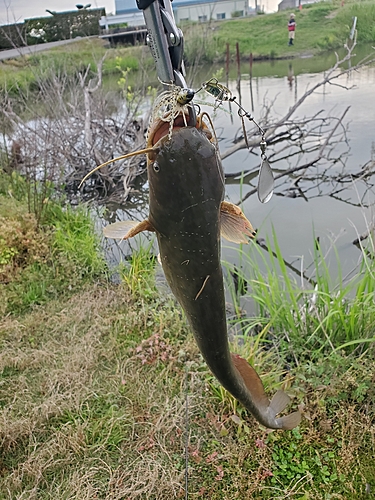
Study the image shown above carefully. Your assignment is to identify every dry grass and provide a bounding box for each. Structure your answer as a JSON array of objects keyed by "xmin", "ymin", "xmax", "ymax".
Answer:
[
  {"xmin": 0, "ymin": 284, "xmax": 191, "ymax": 499},
  {"xmin": 0, "ymin": 282, "xmax": 374, "ymax": 499}
]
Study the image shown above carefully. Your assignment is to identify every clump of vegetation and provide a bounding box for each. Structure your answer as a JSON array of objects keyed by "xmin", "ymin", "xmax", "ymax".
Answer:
[
  {"xmin": 0, "ymin": 170, "xmax": 106, "ymax": 315},
  {"xmin": 0, "ymin": 38, "xmax": 152, "ymax": 96},
  {"xmin": 224, "ymin": 230, "xmax": 375, "ymax": 358},
  {"xmin": 119, "ymin": 243, "xmax": 157, "ymax": 299},
  {"xmin": 334, "ymin": 0, "xmax": 375, "ymax": 43}
]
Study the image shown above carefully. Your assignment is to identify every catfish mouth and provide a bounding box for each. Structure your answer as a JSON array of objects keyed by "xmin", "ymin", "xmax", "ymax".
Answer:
[
  {"xmin": 148, "ymin": 112, "xmax": 192, "ymax": 147},
  {"xmin": 147, "ymin": 111, "xmax": 213, "ymax": 148}
]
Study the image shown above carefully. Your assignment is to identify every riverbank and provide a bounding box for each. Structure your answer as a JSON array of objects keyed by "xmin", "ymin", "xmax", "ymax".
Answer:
[
  {"xmin": 183, "ymin": 0, "xmax": 375, "ymax": 62},
  {"xmin": 1, "ymin": 0, "xmax": 374, "ymax": 95},
  {"xmin": 1, "ymin": 169, "xmax": 375, "ymax": 498}
]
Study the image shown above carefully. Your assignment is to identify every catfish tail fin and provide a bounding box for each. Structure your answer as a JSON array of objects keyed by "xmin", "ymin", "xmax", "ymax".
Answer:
[
  {"xmin": 277, "ymin": 411, "xmax": 302, "ymax": 430},
  {"xmin": 231, "ymin": 354, "xmax": 301, "ymax": 430}
]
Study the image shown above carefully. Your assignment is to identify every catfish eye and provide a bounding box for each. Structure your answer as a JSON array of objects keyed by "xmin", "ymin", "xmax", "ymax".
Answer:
[{"xmin": 153, "ymin": 162, "xmax": 160, "ymax": 172}]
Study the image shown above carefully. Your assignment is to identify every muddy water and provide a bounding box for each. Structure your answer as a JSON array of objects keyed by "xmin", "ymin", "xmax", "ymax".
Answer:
[{"xmin": 193, "ymin": 47, "xmax": 375, "ymax": 287}]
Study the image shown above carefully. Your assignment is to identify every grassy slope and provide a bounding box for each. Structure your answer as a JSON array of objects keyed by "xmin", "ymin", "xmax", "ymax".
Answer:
[
  {"xmin": 0, "ymin": 38, "xmax": 148, "ymax": 95},
  {"xmin": 184, "ymin": 0, "xmax": 375, "ymax": 61},
  {"xmin": 1, "ymin": 192, "xmax": 375, "ymax": 498},
  {"xmin": 213, "ymin": 5, "xmax": 338, "ymax": 58},
  {"xmin": 1, "ymin": 281, "xmax": 375, "ymax": 499}
]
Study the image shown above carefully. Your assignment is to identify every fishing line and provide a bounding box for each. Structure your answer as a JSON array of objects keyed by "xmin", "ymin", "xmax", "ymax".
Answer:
[
  {"xmin": 184, "ymin": 355, "xmax": 189, "ymax": 500},
  {"xmin": 197, "ymin": 78, "xmax": 275, "ymax": 203}
]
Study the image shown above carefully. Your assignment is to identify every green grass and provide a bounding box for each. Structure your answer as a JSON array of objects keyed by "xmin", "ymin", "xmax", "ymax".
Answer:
[
  {"xmin": 184, "ymin": 0, "xmax": 375, "ymax": 61},
  {"xmin": 118, "ymin": 242, "xmax": 157, "ymax": 299},
  {"xmin": 0, "ymin": 171, "xmax": 106, "ymax": 315},
  {"xmin": 335, "ymin": 1, "xmax": 375, "ymax": 43},
  {"xmin": 0, "ymin": 38, "xmax": 149, "ymax": 96},
  {"xmin": 222, "ymin": 228, "xmax": 375, "ymax": 362},
  {"xmin": 0, "ymin": 244, "xmax": 374, "ymax": 498}
]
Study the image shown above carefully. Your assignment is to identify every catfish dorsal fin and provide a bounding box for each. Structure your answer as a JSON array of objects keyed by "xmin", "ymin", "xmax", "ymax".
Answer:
[
  {"xmin": 103, "ymin": 219, "xmax": 154, "ymax": 240},
  {"xmin": 220, "ymin": 201, "xmax": 255, "ymax": 244},
  {"xmin": 231, "ymin": 354, "xmax": 270, "ymax": 411}
]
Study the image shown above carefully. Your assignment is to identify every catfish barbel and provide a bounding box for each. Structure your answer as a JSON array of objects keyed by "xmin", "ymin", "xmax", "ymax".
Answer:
[{"xmin": 84, "ymin": 112, "xmax": 301, "ymax": 430}]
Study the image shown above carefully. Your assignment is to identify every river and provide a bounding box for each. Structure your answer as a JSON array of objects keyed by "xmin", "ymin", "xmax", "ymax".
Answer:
[{"xmin": 102, "ymin": 45, "xmax": 375, "ymax": 298}]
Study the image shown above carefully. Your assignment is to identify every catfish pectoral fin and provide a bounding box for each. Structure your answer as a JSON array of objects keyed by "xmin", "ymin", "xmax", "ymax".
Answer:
[
  {"xmin": 220, "ymin": 201, "xmax": 255, "ymax": 244},
  {"xmin": 231, "ymin": 354, "xmax": 301, "ymax": 430},
  {"xmin": 103, "ymin": 219, "xmax": 155, "ymax": 240}
]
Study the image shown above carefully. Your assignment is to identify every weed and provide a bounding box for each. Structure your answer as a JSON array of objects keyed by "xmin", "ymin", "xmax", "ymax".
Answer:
[
  {"xmin": 223, "ymin": 228, "xmax": 375, "ymax": 361},
  {"xmin": 1, "ymin": 167, "xmax": 375, "ymax": 498},
  {"xmin": 0, "ymin": 196, "xmax": 50, "ymax": 282},
  {"xmin": 269, "ymin": 428, "xmax": 343, "ymax": 490},
  {"xmin": 0, "ymin": 261, "xmax": 374, "ymax": 498},
  {"xmin": 105, "ymin": 55, "xmax": 139, "ymax": 74},
  {"xmin": 119, "ymin": 243, "xmax": 157, "ymax": 298},
  {"xmin": 50, "ymin": 203, "xmax": 106, "ymax": 278},
  {"xmin": 0, "ymin": 172, "xmax": 106, "ymax": 314},
  {"xmin": 131, "ymin": 332, "xmax": 175, "ymax": 365}
]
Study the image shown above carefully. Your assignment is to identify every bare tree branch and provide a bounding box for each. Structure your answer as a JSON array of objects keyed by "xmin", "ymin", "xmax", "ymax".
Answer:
[{"xmin": 221, "ymin": 41, "xmax": 374, "ymax": 160}]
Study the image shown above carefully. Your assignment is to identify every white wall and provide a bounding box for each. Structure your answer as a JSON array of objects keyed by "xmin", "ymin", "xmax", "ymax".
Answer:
[
  {"xmin": 175, "ymin": 0, "xmax": 249, "ymax": 23},
  {"xmin": 99, "ymin": 12, "xmax": 144, "ymax": 28}
]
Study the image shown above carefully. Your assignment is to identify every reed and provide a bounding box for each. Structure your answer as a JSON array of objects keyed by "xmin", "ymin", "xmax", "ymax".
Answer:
[{"xmin": 224, "ymin": 227, "xmax": 375, "ymax": 360}]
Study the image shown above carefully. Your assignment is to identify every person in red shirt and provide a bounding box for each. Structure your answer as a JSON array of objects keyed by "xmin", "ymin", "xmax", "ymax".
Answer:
[{"xmin": 288, "ymin": 13, "xmax": 296, "ymax": 46}]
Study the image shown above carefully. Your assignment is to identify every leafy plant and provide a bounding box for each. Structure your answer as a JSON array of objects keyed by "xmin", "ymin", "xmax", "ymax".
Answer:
[
  {"xmin": 0, "ymin": 173, "xmax": 106, "ymax": 314},
  {"xmin": 50, "ymin": 203, "xmax": 106, "ymax": 278},
  {"xmin": 223, "ymin": 228, "xmax": 375, "ymax": 360}
]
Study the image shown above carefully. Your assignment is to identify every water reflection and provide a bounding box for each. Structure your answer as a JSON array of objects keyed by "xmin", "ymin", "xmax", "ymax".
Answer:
[{"xmin": 101, "ymin": 48, "xmax": 375, "ymax": 288}]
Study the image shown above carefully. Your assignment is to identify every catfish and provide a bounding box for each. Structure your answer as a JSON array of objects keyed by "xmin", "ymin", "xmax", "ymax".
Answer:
[{"xmin": 90, "ymin": 114, "xmax": 301, "ymax": 430}]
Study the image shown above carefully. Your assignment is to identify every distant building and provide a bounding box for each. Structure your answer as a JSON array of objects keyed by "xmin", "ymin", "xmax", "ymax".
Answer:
[
  {"xmin": 278, "ymin": 0, "xmax": 319, "ymax": 10},
  {"xmin": 101, "ymin": 0, "xmax": 144, "ymax": 27},
  {"xmin": 278, "ymin": 0, "xmax": 296, "ymax": 10},
  {"xmin": 99, "ymin": 0, "xmax": 143, "ymax": 45},
  {"xmin": 115, "ymin": 0, "xmax": 252, "ymax": 18},
  {"xmin": 115, "ymin": 0, "xmax": 140, "ymax": 15},
  {"xmin": 101, "ymin": 0, "xmax": 253, "ymax": 29},
  {"xmin": 99, "ymin": 0, "xmax": 254, "ymax": 45},
  {"xmin": 173, "ymin": 0, "xmax": 252, "ymax": 23}
]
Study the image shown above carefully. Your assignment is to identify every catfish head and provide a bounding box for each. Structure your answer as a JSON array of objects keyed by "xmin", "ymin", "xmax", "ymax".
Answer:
[{"xmin": 146, "ymin": 116, "xmax": 225, "ymax": 239}]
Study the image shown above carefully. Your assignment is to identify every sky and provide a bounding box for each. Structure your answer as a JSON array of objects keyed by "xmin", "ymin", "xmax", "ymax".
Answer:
[{"xmin": 0, "ymin": 0, "xmax": 115, "ymax": 24}]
